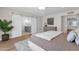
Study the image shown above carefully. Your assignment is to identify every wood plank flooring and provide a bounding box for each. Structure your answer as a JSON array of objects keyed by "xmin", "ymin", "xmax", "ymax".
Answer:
[{"xmin": 0, "ymin": 34, "xmax": 31, "ymax": 51}]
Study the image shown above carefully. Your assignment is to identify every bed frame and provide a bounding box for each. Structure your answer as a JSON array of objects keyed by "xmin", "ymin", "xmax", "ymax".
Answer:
[{"xmin": 28, "ymin": 33, "xmax": 79, "ymax": 51}]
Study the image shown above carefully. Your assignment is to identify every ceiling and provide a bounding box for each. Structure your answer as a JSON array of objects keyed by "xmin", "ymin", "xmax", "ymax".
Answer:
[{"xmin": 9, "ymin": 7, "xmax": 79, "ymax": 16}]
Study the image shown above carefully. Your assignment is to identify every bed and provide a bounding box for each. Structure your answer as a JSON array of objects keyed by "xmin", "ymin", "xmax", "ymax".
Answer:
[{"xmin": 28, "ymin": 31, "xmax": 79, "ymax": 51}]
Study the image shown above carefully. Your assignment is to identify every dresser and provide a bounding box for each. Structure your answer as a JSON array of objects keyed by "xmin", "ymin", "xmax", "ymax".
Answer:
[{"xmin": 43, "ymin": 26, "xmax": 57, "ymax": 31}]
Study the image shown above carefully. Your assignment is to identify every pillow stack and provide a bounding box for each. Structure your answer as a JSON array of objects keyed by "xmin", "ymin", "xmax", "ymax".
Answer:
[
  {"xmin": 75, "ymin": 28, "xmax": 79, "ymax": 45},
  {"xmin": 67, "ymin": 28, "xmax": 79, "ymax": 45},
  {"xmin": 67, "ymin": 31, "xmax": 77, "ymax": 42}
]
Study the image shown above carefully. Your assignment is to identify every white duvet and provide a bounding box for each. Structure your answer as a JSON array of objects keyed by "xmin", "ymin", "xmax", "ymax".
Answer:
[{"xmin": 35, "ymin": 31, "xmax": 62, "ymax": 41}]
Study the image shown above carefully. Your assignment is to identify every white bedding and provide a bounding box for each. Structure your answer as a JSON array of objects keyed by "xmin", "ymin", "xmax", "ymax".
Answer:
[
  {"xmin": 35, "ymin": 31, "xmax": 62, "ymax": 41},
  {"xmin": 28, "ymin": 41, "xmax": 45, "ymax": 51}
]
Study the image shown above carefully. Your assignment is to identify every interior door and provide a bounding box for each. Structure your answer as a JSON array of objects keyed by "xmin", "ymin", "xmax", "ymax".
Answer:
[
  {"xmin": 12, "ymin": 14, "xmax": 22, "ymax": 38},
  {"xmin": 31, "ymin": 17, "xmax": 37, "ymax": 34},
  {"xmin": 61, "ymin": 16, "xmax": 67, "ymax": 33}
]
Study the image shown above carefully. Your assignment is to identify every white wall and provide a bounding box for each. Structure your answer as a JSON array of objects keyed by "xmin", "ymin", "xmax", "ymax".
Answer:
[
  {"xmin": 42, "ymin": 9, "xmax": 79, "ymax": 32},
  {"xmin": 31, "ymin": 17, "xmax": 37, "ymax": 33},
  {"xmin": 42, "ymin": 14, "xmax": 62, "ymax": 31},
  {"xmin": 0, "ymin": 8, "xmax": 11, "ymax": 21},
  {"xmin": 12, "ymin": 15, "xmax": 22, "ymax": 38},
  {"xmin": 0, "ymin": 8, "xmax": 13, "ymax": 39},
  {"xmin": 0, "ymin": 7, "xmax": 39, "ymax": 39},
  {"xmin": 1, "ymin": 7, "xmax": 79, "ymax": 37},
  {"xmin": 22, "ymin": 16, "xmax": 38, "ymax": 34},
  {"xmin": 36, "ymin": 16, "xmax": 43, "ymax": 33},
  {"xmin": 0, "ymin": 8, "xmax": 24, "ymax": 38},
  {"xmin": 22, "ymin": 16, "xmax": 43, "ymax": 33},
  {"xmin": 22, "ymin": 16, "xmax": 32, "ymax": 33}
]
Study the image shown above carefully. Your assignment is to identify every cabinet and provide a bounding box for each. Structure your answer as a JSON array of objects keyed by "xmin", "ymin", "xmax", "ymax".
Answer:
[
  {"xmin": 43, "ymin": 26, "xmax": 57, "ymax": 31},
  {"xmin": 25, "ymin": 26, "xmax": 31, "ymax": 33}
]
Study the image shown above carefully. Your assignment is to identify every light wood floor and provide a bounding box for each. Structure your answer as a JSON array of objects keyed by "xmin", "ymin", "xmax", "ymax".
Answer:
[{"xmin": 0, "ymin": 34, "xmax": 31, "ymax": 51}]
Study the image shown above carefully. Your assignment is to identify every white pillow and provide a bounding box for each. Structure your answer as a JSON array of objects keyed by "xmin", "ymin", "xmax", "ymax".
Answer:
[
  {"xmin": 75, "ymin": 36, "xmax": 79, "ymax": 45},
  {"xmin": 67, "ymin": 31, "xmax": 77, "ymax": 42},
  {"xmin": 75, "ymin": 28, "xmax": 79, "ymax": 35}
]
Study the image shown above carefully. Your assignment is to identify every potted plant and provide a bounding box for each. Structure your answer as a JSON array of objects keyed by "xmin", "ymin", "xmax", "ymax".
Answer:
[{"xmin": 0, "ymin": 19, "xmax": 13, "ymax": 41}]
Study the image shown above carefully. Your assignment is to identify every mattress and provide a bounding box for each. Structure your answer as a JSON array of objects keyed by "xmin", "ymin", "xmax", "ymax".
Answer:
[
  {"xmin": 35, "ymin": 31, "xmax": 62, "ymax": 41},
  {"xmin": 29, "ymin": 33, "xmax": 79, "ymax": 51}
]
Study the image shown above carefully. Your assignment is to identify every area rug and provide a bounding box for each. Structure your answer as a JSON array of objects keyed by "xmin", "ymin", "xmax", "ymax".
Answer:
[{"xmin": 14, "ymin": 40, "xmax": 32, "ymax": 51}]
